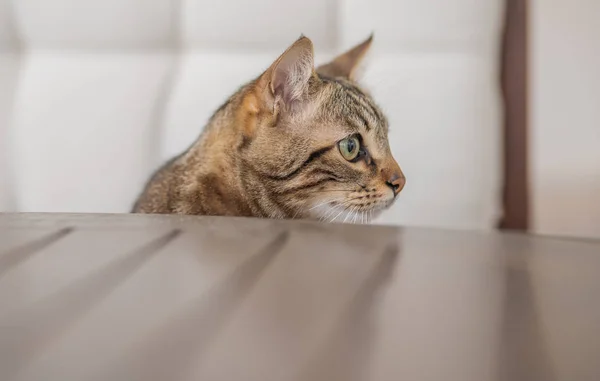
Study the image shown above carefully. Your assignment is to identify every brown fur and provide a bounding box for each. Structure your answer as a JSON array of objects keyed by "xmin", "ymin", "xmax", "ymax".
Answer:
[{"xmin": 133, "ymin": 35, "xmax": 405, "ymax": 223}]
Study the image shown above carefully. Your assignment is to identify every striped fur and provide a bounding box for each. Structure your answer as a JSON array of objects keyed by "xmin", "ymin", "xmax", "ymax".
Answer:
[{"xmin": 133, "ymin": 36, "xmax": 405, "ymax": 223}]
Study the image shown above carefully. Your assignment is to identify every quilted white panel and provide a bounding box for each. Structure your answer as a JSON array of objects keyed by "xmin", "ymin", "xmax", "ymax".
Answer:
[
  {"xmin": 11, "ymin": 53, "xmax": 172, "ymax": 212},
  {"xmin": 13, "ymin": 0, "xmax": 175, "ymax": 49},
  {"xmin": 366, "ymin": 54, "xmax": 502, "ymax": 228},
  {"xmin": 341, "ymin": 0, "xmax": 505, "ymax": 50},
  {"xmin": 182, "ymin": 0, "xmax": 337, "ymax": 50},
  {"xmin": 161, "ymin": 52, "xmax": 274, "ymax": 160}
]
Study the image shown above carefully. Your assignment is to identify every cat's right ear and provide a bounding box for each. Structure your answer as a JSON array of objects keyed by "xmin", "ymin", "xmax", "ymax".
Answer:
[
  {"xmin": 316, "ymin": 34, "xmax": 373, "ymax": 81},
  {"xmin": 260, "ymin": 36, "xmax": 315, "ymax": 115}
]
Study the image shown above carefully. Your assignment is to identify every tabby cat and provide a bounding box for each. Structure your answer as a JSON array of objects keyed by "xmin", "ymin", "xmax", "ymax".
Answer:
[{"xmin": 133, "ymin": 35, "xmax": 405, "ymax": 223}]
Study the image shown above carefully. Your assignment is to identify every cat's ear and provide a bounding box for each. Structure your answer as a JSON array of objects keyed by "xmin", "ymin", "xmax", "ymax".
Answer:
[
  {"xmin": 316, "ymin": 34, "xmax": 373, "ymax": 81},
  {"xmin": 263, "ymin": 36, "xmax": 315, "ymax": 112}
]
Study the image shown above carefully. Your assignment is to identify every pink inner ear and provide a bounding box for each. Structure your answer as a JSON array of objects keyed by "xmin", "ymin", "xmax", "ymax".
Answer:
[
  {"xmin": 273, "ymin": 61, "xmax": 306, "ymax": 105},
  {"xmin": 271, "ymin": 42, "xmax": 314, "ymax": 108},
  {"xmin": 272, "ymin": 65, "xmax": 296, "ymax": 106}
]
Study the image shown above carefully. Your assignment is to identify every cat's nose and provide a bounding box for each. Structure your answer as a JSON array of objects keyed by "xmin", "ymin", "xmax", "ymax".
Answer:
[
  {"xmin": 386, "ymin": 173, "xmax": 406, "ymax": 196},
  {"xmin": 382, "ymin": 162, "xmax": 405, "ymax": 197}
]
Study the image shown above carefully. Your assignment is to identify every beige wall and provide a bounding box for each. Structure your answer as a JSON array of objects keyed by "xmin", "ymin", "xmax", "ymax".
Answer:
[{"xmin": 531, "ymin": 0, "xmax": 600, "ymax": 238}]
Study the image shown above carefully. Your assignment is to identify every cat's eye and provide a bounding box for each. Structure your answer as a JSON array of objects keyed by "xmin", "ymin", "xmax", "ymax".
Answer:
[{"xmin": 338, "ymin": 136, "xmax": 361, "ymax": 161}]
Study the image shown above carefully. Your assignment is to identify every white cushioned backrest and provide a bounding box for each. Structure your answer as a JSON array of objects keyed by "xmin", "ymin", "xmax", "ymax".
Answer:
[
  {"xmin": 182, "ymin": 0, "xmax": 336, "ymax": 50},
  {"xmin": 161, "ymin": 52, "xmax": 274, "ymax": 160},
  {"xmin": 14, "ymin": 0, "xmax": 175, "ymax": 49},
  {"xmin": 9, "ymin": 0, "xmax": 175, "ymax": 213},
  {"xmin": 342, "ymin": 1, "xmax": 503, "ymax": 50},
  {"xmin": 0, "ymin": 0, "xmax": 504, "ymax": 230},
  {"xmin": 11, "ymin": 53, "xmax": 172, "ymax": 212}
]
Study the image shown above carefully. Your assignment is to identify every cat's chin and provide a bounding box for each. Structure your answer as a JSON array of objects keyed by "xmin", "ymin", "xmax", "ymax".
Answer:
[{"xmin": 306, "ymin": 202, "xmax": 386, "ymax": 224}]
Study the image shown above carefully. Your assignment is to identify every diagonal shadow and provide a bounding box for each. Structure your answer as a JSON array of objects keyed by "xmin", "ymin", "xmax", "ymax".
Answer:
[
  {"xmin": 496, "ymin": 250, "xmax": 558, "ymax": 381},
  {"xmin": 0, "ymin": 229, "xmax": 181, "ymax": 380},
  {"xmin": 0, "ymin": 227, "xmax": 74, "ymax": 279},
  {"xmin": 97, "ymin": 230, "xmax": 290, "ymax": 381},
  {"xmin": 296, "ymin": 242, "xmax": 400, "ymax": 381}
]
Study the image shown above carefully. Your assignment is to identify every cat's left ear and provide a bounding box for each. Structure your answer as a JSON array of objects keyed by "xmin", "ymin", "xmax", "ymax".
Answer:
[
  {"xmin": 316, "ymin": 34, "xmax": 373, "ymax": 81},
  {"xmin": 263, "ymin": 36, "xmax": 315, "ymax": 113}
]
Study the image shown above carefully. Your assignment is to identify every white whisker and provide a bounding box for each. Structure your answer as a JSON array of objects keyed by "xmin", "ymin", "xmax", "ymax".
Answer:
[
  {"xmin": 307, "ymin": 199, "xmax": 336, "ymax": 212},
  {"xmin": 331, "ymin": 207, "xmax": 346, "ymax": 223},
  {"xmin": 322, "ymin": 203, "xmax": 344, "ymax": 222},
  {"xmin": 343, "ymin": 207, "xmax": 354, "ymax": 223}
]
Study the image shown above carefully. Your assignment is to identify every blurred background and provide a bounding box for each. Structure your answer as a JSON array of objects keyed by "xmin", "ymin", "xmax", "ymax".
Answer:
[{"xmin": 0, "ymin": 0, "xmax": 598, "ymax": 239}]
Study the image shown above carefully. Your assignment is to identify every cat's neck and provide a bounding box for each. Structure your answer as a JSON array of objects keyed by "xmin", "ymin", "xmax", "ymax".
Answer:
[{"xmin": 177, "ymin": 108, "xmax": 259, "ymax": 217}]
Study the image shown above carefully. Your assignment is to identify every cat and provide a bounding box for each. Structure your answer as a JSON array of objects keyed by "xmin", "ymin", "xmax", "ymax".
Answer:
[{"xmin": 132, "ymin": 35, "xmax": 405, "ymax": 223}]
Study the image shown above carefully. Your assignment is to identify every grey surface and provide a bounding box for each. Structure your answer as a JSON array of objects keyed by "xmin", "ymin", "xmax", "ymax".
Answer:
[{"xmin": 0, "ymin": 213, "xmax": 599, "ymax": 381}]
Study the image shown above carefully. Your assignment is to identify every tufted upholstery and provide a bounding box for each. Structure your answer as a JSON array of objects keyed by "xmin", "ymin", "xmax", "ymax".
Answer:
[{"xmin": 0, "ymin": 0, "xmax": 505, "ymax": 229}]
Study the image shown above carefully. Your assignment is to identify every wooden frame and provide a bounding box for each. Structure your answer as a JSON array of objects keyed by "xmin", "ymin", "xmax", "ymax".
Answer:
[{"xmin": 500, "ymin": 0, "xmax": 529, "ymax": 231}]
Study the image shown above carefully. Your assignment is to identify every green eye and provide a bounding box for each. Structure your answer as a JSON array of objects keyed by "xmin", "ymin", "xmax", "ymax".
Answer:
[{"xmin": 338, "ymin": 136, "xmax": 361, "ymax": 161}]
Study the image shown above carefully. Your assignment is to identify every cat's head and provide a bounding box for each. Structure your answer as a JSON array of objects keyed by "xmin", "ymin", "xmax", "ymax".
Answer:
[{"xmin": 237, "ymin": 35, "xmax": 405, "ymax": 222}]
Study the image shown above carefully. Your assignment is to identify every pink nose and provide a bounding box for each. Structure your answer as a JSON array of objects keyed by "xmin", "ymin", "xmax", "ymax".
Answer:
[
  {"xmin": 386, "ymin": 172, "xmax": 406, "ymax": 196},
  {"xmin": 381, "ymin": 160, "xmax": 405, "ymax": 197}
]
